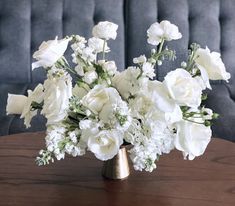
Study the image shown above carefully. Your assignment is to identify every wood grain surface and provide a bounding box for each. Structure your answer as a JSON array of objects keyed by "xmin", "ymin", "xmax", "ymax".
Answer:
[{"xmin": 0, "ymin": 132, "xmax": 235, "ymax": 206}]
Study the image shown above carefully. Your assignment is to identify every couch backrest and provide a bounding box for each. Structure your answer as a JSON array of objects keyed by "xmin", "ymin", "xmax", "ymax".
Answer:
[
  {"xmin": 0, "ymin": 0, "xmax": 235, "ymax": 140},
  {"xmin": 0, "ymin": 0, "xmax": 125, "ymax": 84}
]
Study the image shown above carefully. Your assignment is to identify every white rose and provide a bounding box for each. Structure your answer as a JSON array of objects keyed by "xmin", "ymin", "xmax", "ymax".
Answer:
[
  {"xmin": 147, "ymin": 80, "xmax": 176, "ymax": 112},
  {"xmin": 164, "ymin": 69, "xmax": 202, "ymax": 108},
  {"xmin": 174, "ymin": 120, "xmax": 212, "ymax": 160},
  {"xmin": 32, "ymin": 36, "xmax": 70, "ymax": 70},
  {"xmin": 83, "ymin": 71, "xmax": 98, "ymax": 84},
  {"xmin": 20, "ymin": 84, "xmax": 44, "ymax": 128},
  {"xmin": 102, "ymin": 61, "xmax": 117, "ymax": 76},
  {"xmin": 92, "ymin": 21, "xmax": 118, "ymax": 40},
  {"xmin": 6, "ymin": 94, "xmax": 27, "ymax": 115},
  {"xmin": 165, "ymin": 104, "xmax": 183, "ymax": 124},
  {"xmin": 88, "ymin": 37, "xmax": 110, "ymax": 53},
  {"xmin": 195, "ymin": 47, "xmax": 231, "ymax": 82},
  {"xmin": 112, "ymin": 67, "xmax": 141, "ymax": 99},
  {"xmin": 41, "ymin": 73, "xmax": 72, "ymax": 125},
  {"xmin": 80, "ymin": 85, "xmax": 109, "ymax": 114},
  {"xmin": 88, "ymin": 130, "xmax": 123, "ymax": 161},
  {"xmin": 147, "ymin": 20, "xmax": 182, "ymax": 45}
]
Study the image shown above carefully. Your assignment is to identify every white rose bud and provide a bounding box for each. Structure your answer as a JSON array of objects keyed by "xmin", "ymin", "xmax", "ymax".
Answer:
[
  {"xmin": 6, "ymin": 94, "xmax": 27, "ymax": 115},
  {"xmin": 32, "ymin": 36, "xmax": 70, "ymax": 70}
]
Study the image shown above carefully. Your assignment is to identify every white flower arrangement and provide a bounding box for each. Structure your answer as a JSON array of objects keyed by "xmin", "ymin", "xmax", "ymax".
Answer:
[{"xmin": 6, "ymin": 20, "xmax": 230, "ymax": 172}]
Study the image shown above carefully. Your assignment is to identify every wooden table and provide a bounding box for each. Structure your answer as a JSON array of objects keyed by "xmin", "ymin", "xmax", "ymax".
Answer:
[{"xmin": 0, "ymin": 132, "xmax": 235, "ymax": 206}]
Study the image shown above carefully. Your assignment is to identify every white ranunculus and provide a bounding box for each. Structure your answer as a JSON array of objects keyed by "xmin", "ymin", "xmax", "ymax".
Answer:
[
  {"xmin": 147, "ymin": 20, "xmax": 182, "ymax": 45},
  {"xmin": 32, "ymin": 37, "xmax": 70, "ymax": 70},
  {"xmin": 83, "ymin": 71, "xmax": 98, "ymax": 84},
  {"xmin": 174, "ymin": 120, "xmax": 212, "ymax": 160},
  {"xmin": 195, "ymin": 47, "xmax": 231, "ymax": 82},
  {"xmin": 80, "ymin": 85, "xmax": 110, "ymax": 114},
  {"xmin": 164, "ymin": 69, "xmax": 202, "ymax": 108},
  {"xmin": 88, "ymin": 130, "xmax": 123, "ymax": 161},
  {"xmin": 20, "ymin": 84, "xmax": 44, "ymax": 128},
  {"xmin": 142, "ymin": 62, "xmax": 155, "ymax": 79},
  {"xmin": 6, "ymin": 94, "xmax": 27, "ymax": 115},
  {"xmin": 88, "ymin": 37, "xmax": 110, "ymax": 53},
  {"xmin": 92, "ymin": 21, "xmax": 118, "ymax": 40},
  {"xmin": 41, "ymin": 73, "xmax": 72, "ymax": 125},
  {"xmin": 133, "ymin": 55, "xmax": 147, "ymax": 64},
  {"xmin": 112, "ymin": 67, "xmax": 141, "ymax": 99},
  {"xmin": 102, "ymin": 61, "xmax": 117, "ymax": 76}
]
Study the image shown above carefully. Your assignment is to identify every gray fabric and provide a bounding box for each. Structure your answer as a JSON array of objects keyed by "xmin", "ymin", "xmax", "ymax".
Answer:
[{"xmin": 0, "ymin": 0, "xmax": 235, "ymax": 141}]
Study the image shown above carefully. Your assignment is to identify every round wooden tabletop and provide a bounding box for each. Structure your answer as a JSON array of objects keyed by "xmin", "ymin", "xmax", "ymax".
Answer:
[{"xmin": 0, "ymin": 132, "xmax": 235, "ymax": 206}]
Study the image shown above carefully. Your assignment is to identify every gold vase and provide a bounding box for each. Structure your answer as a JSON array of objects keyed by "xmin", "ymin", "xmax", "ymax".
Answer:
[{"xmin": 102, "ymin": 147, "xmax": 130, "ymax": 180}]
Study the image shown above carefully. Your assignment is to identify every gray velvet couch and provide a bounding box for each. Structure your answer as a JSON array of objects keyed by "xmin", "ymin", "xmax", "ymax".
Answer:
[{"xmin": 0, "ymin": 0, "xmax": 234, "ymax": 142}]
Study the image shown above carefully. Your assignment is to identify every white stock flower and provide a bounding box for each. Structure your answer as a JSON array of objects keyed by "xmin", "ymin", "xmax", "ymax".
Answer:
[
  {"xmin": 6, "ymin": 94, "xmax": 27, "ymax": 115},
  {"xmin": 81, "ymin": 47, "xmax": 96, "ymax": 62},
  {"xmin": 164, "ymin": 69, "xmax": 202, "ymax": 108},
  {"xmin": 87, "ymin": 130, "xmax": 123, "ymax": 161},
  {"xmin": 142, "ymin": 62, "xmax": 155, "ymax": 79},
  {"xmin": 133, "ymin": 55, "xmax": 147, "ymax": 64},
  {"xmin": 195, "ymin": 47, "xmax": 231, "ymax": 82},
  {"xmin": 174, "ymin": 120, "xmax": 212, "ymax": 160},
  {"xmin": 83, "ymin": 70, "xmax": 98, "ymax": 84},
  {"xmin": 32, "ymin": 37, "xmax": 70, "ymax": 70},
  {"xmin": 41, "ymin": 71, "xmax": 72, "ymax": 125},
  {"xmin": 20, "ymin": 84, "xmax": 44, "ymax": 128},
  {"xmin": 75, "ymin": 65, "xmax": 85, "ymax": 76},
  {"xmin": 88, "ymin": 37, "xmax": 110, "ymax": 53},
  {"xmin": 92, "ymin": 21, "xmax": 118, "ymax": 40},
  {"xmin": 102, "ymin": 61, "xmax": 117, "ymax": 76},
  {"xmin": 112, "ymin": 67, "xmax": 141, "ymax": 99},
  {"xmin": 147, "ymin": 20, "xmax": 182, "ymax": 45}
]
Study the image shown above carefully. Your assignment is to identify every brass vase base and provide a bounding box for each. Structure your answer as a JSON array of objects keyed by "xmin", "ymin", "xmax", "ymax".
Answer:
[{"xmin": 102, "ymin": 147, "xmax": 130, "ymax": 180}]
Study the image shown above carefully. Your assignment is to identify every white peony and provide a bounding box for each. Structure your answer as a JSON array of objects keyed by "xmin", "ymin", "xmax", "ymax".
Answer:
[
  {"xmin": 147, "ymin": 20, "xmax": 182, "ymax": 45},
  {"xmin": 164, "ymin": 69, "xmax": 202, "ymax": 108},
  {"xmin": 20, "ymin": 84, "xmax": 44, "ymax": 128},
  {"xmin": 112, "ymin": 67, "xmax": 141, "ymax": 99},
  {"xmin": 92, "ymin": 21, "xmax": 118, "ymax": 40},
  {"xmin": 88, "ymin": 37, "xmax": 110, "ymax": 53},
  {"xmin": 32, "ymin": 37, "xmax": 70, "ymax": 70},
  {"xmin": 87, "ymin": 130, "xmax": 123, "ymax": 161},
  {"xmin": 174, "ymin": 120, "xmax": 212, "ymax": 160},
  {"xmin": 195, "ymin": 47, "xmax": 231, "ymax": 82},
  {"xmin": 41, "ymin": 72, "xmax": 72, "ymax": 125}
]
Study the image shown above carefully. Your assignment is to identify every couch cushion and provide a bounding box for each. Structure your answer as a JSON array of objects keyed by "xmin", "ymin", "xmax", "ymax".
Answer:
[{"xmin": 126, "ymin": 0, "xmax": 235, "ymax": 141}]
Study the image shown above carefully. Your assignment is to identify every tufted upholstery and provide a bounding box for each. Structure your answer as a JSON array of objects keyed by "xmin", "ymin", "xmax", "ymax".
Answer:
[{"xmin": 0, "ymin": 0, "xmax": 235, "ymax": 141}]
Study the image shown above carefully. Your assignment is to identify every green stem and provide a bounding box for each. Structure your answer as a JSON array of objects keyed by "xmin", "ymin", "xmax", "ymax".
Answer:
[
  {"xmin": 102, "ymin": 40, "xmax": 106, "ymax": 60},
  {"xmin": 158, "ymin": 39, "xmax": 165, "ymax": 54}
]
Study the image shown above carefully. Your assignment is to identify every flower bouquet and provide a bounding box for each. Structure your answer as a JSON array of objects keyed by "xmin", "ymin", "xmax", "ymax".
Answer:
[{"xmin": 6, "ymin": 20, "xmax": 230, "ymax": 176}]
